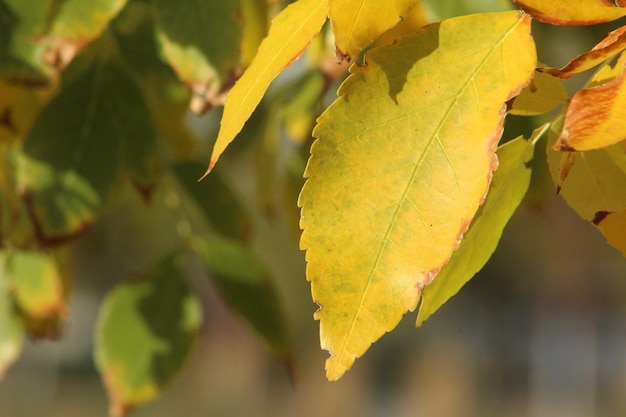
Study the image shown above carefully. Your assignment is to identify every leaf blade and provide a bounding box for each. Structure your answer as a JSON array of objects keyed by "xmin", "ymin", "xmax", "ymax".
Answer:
[
  {"xmin": 299, "ymin": 11, "xmax": 536, "ymax": 380},
  {"xmin": 513, "ymin": 0, "xmax": 626, "ymax": 25}
]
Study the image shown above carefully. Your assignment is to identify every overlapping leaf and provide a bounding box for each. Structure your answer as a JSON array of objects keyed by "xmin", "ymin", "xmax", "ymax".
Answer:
[
  {"xmin": 95, "ymin": 254, "xmax": 202, "ymax": 417},
  {"xmin": 153, "ymin": 0, "xmax": 242, "ymax": 113},
  {"xmin": 299, "ymin": 11, "xmax": 536, "ymax": 380},
  {"xmin": 509, "ymin": 71, "xmax": 568, "ymax": 116},
  {"xmin": 328, "ymin": 0, "xmax": 420, "ymax": 60},
  {"xmin": 17, "ymin": 55, "xmax": 159, "ymax": 244},
  {"xmin": 548, "ymin": 117, "xmax": 626, "ymax": 221},
  {"xmin": 554, "ymin": 53, "xmax": 626, "ymax": 151},
  {"xmin": 417, "ymin": 126, "xmax": 547, "ymax": 327},
  {"xmin": 594, "ymin": 209, "xmax": 626, "ymax": 256},
  {"xmin": 206, "ymin": 0, "xmax": 328, "ymax": 174},
  {"xmin": 513, "ymin": 0, "xmax": 626, "ymax": 25}
]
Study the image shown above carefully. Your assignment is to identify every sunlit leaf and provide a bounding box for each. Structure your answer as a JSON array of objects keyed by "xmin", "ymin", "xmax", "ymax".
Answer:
[
  {"xmin": 172, "ymin": 161, "xmax": 252, "ymax": 241},
  {"xmin": 17, "ymin": 55, "xmax": 159, "ymax": 244},
  {"xmin": 509, "ymin": 70, "xmax": 568, "ymax": 116},
  {"xmin": 206, "ymin": 0, "xmax": 328, "ymax": 174},
  {"xmin": 45, "ymin": 0, "xmax": 128, "ymax": 68},
  {"xmin": 548, "ymin": 116, "xmax": 626, "ymax": 221},
  {"xmin": 153, "ymin": 0, "xmax": 242, "ymax": 113},
  {"xmin": 194, "ymin": 236, "xmax": 292, "ymax": 358},
  {"xmin": 540, "ymin": 26, "xmax": 626, "ymax": 80},
  {"xmin": 554, "ymin": 56, "xmax": 626, "ymax": 151},
  {"xmin": 95, "ymin": 254, "xmax": 202, "ymax": 417},
  {"xmin": 328, "ymin": 0, "xmax": 419, "ymax": 60},
  {"xmin": 7, "ymin": 250, "xmax": 67, "ymax": 339},
  {"xmin": 512, "ymin": 0, "xmax": 626, "ymax": 25},
  {"xmin": 417, "ymin": 125, "xmax": 548, "ymax": 327},
  {"xmin": 593, "ymin": 209, "xmax": 626, "ymax": 256},
  {"xmin": 0, "ymin": 253, "xmax": 24, "ymax": 379},
  {"xmin": 299, "ymin": 11, "xmax": 535, "ymax": 380}
]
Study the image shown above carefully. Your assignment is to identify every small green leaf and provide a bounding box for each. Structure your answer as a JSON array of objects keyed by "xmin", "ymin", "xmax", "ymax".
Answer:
[
  {"xmin": 194, "ymin": 236, "xmax": 292, "ymax": 358},
  {"xmin": 95, "ymin": 253, "xmax": 202, "ymax": 417},
  {"xmin": 417, "ymin": 125, "xmax": 548, "ymax": 327}
]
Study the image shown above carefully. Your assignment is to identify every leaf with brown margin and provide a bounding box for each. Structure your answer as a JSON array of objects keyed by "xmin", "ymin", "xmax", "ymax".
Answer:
[
  {"xmin": 329, "ymin": 0, "xmax": 421, "ymax": 60},
  {"xmin": 554, "ymin": 56, "xmax": 626, "ymax": 151},
  {"xmin": 512, "ymin": 0, "xmax": 626, "ymax": 25},
  {"xmin": 548, "ymin": 116, "xmax": 626, "ymax": 220},
  {"xmin": 594, "ymin": 209, "xmax": 626, "ymax": 256},
  {"xmin": 299, "ymin": 11, "xmax": 535, "ymax": 381},
  {"xmin": 509, "ymin": 70, "xmax": 568, "ymax": 116},
  {"xmin": 417, "ymin": 125, "xmax": 548, "ymax": 328},
  {"xmin": 540, "ymin": 26, "xmax": 626, "ymax": 79},
  {"xmin": 206, "ymin": 0, "xmax": 328, "ymax": 175}
]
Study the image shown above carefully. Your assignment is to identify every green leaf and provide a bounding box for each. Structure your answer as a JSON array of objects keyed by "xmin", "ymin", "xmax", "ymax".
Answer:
[
  {"xmin": 46, "ymin": 0, "xmax": 128, "ymax": 67},
  {"xmin": 95, "ymin": 253, "xmax": 202, "ymax": 417},
  {"xmin": 153, "ymin": 0, "xmax": 242, "ymax": 113},
  {"xmin": 206, "ymin": 0, "xmax": 328, "ymax": 173},
  {"xmin": 194, "ymin": 236, "xmax": 292, "ymax": 358},
  {"xmin": 299, "ymin": 11, "xmax": 536, "ymax": 380},
  {"xmin": 17, "ymin": 54, "xmax": 159, "ymax": 244},
  {"xmin": 0, "ymin": 253, "xmax": 24, "ymax": 379},
  {"xmin": 7, "ymin": 250, "xmax": 67, "ymax": 339},
  {"xmin": 172, "ymin": 161, "xmax": 252, "ymax": 241},
  {"xmin": 423, "ymin": 0, "xmax": 514, "ymax": 19},
  {"xmin": 416, "ymin": 125, "xmax": 548, "ymax": 327}
]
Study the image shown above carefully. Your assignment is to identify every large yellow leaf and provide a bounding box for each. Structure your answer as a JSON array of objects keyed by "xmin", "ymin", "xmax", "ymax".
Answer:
[
  {"xmin": 206, "ymin": 0, "xmax": 328, "ymax": 174},
  {"xmin": 329, "ymin": 0, "xmax": 421, "ymax": 60},
  {"xmin": 299, "ymin": 11, "xmax": 535, "ymax": 381},
  {"xmin": 554, "ymin": 53, "xmax": 626, "ymax": 151},
  {"xmin": 512, "ymin": 0, "xmax": 626, "ymax": 25}
]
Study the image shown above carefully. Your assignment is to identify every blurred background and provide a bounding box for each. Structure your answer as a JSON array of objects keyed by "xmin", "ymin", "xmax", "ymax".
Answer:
[{"xmin": 2, "ymin": 1, "xmax": 626, "ymax": 416}]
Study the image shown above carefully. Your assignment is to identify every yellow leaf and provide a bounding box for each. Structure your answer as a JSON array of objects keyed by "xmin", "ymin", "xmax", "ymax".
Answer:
[
  {"xmin": 540, "ymin": 26, "xmax": 626, "ymax": 80},
  {"xmin": 509, "ymin": 70, "xmax": 568, "ymax": 116},
  {"xmin": 548, "ymin": 116, "xmax": 626, "ymax": 221},
  {"xmin": 299, "ymin": 11, "xmax": 535, "ymax": 380},
  {"xmin": 512, "ymin": 0, "xmax": 626, "ymax": 25},
  {"xmin": 206, "ymin": 0, "xmax": 328, "ymax": 174},
  {"xmin": 329, "ymin": 0, "xmax": 420, "ymax": 60},
  {"xmin": 593, "ymin": 210, "xmax": 626, "ymax": 256},
  {"xmin": 417, "ymin": 125, "xmax": 548, "ymax": 328},
  {"xmin": 554, "ymin": 57, "xmax": 626, "ymax": 151}
]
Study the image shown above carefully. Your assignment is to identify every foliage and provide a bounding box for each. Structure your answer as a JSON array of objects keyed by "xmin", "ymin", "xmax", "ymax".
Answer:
[{"xmin": 1, "ymin": 0, "xmax": 626, "ymax": 414}]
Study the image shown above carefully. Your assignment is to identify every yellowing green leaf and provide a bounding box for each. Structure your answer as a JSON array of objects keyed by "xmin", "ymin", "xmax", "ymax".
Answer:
[
  {"xmin": 593, "ymin": 209, "xmax": 626, "ymax": 256},
  {"xmin": 512, "ymin": 0, "xmax": 626, "ymax": 25},
  {"xmin": 153, "ymin": 0, "xmax": 242, "ymax": 113},
  {"xmin": 95, "ymin": 254, "xmax": 202, "ymax": 417},
  {"xmin": 299, "ymin": 11, "xmax": 536, "ymax": 381},
  {"xmin": 8, "ymin": 251, "xmax": 67, "ymax": 339},
  {"xmin": 554, "ymin": 58, "xmax": 626, "ymax": 151},
  {"xmin": 541, "ymin": 26, "xmax": 626, "ymax": 80},
  {"xmin": 548, "ymin": 116, "xmax": 626, "ymax": 221},
  {"xmin": 206, "ymin": 0, "xmax": 328, "ymax": 174},
  {"xmin": 509, "ymin": 70, "xmax": 568, "ymax": 116},
  {"xmin": 417, "ymin": 126, "xmax": 547, "ymax": 328},
  {"xmin": 329, "ymin": 0, "xmax": 420, "ymax": 60}
]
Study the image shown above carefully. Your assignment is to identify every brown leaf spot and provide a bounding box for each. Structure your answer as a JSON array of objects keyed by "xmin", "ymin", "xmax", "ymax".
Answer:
[{"xmin": 592, "ymin": 210, "xmax": 611, "ymax": 225}]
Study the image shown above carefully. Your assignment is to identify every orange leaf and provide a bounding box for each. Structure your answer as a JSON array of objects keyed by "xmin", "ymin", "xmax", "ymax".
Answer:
[
  {"xmin": 513, "ymin": 0, "xmax": 626, "ymax": 25},
  {"xmin": 540, "ymin": 26, "xmax": 626, "ymax": 79}
]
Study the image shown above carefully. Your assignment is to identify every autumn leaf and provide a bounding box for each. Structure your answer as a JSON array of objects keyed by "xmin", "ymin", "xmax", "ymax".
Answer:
[
  {"xmin": 593, "ymin": 209, "xmax": 626, "ymax": 256},
  {"xmin": 206, "ymin": 0, "xmax": 328, "ymax": 175},
  {"xmin": 417, "ymin": 126, "xmax": 547, "ymax": 327},
  {"xmin": 554, "ymin": 54, "xmax": 626, "ymax": 151},
  {"xmin": 540, "ymin": 26, "xmax": 626, "ymax": 80},
  {"xmin": 329, "ymin": 0, "xmax": 420, "ymax": 60},
  {"xmin": 299, "ymin": 11, "xmax": 536, "ymax": 381},
  {"xmin": 509, "ymin": 70, "xmax": 568, "ymax": 116},
  {"xmin": 512, "ymin": 0, "xmax": 626, "ymax": 25}
]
